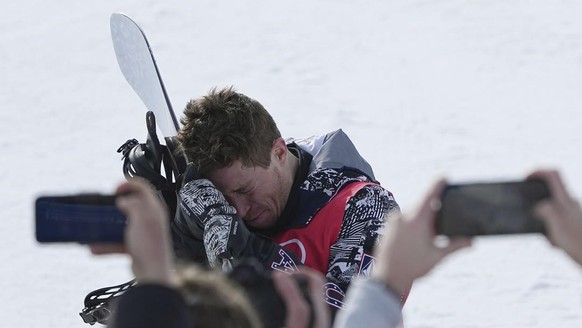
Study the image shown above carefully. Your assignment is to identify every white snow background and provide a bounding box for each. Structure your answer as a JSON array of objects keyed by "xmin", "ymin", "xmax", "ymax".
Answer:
[{"xmin": 2, "ymin": 1, "xmax": 582, "ymax": 327}]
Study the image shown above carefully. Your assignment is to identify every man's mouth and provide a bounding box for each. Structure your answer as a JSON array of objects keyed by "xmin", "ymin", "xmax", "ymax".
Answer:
[{"xmin": 246, "ymin": 210, "xmax": 265, "ymax": 225}]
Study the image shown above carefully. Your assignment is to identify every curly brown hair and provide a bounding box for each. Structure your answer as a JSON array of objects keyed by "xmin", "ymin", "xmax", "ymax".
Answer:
[{"xmin": 176, "ymin": 86, "xmax": 281, "ymax": 176}]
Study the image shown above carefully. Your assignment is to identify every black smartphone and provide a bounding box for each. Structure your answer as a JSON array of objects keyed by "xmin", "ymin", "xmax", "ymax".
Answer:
[
  {"xmin": 435, "ymin": 179, "xmax": 551, "ymax": 237},
  {"xmin": 35, "ymin": 194, "xmax": 127, "ymax": 243}
]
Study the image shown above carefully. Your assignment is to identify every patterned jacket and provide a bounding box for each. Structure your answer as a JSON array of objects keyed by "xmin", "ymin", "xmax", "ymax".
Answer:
[{"xmin": 263, "ymin": 129, "xmax": 400, "ymax": 309}]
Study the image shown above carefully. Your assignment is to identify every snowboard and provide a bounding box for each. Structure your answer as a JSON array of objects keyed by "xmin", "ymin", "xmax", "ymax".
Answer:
[
  {"xmin": 110, "ymin": 12, "xmax": 179, "ymax": 138},
  {"xmin": 80, "ymin": 14, "xmax": 190, "ymax": 326}
]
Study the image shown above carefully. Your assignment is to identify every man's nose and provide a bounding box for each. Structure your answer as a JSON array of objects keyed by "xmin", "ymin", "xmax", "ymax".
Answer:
[{"xmin": 230, "ymin": 196, "xmax": 251, "ymax": 219}]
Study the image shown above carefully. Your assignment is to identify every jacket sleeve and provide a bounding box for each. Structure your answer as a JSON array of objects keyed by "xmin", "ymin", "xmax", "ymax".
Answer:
[
  {"xmin": 333, "ymin": 278, "xmax": 403, "ymax": 328},
  {"xmin": 325, "ymin": 183, "xmax": 400, "ymax": 308}
]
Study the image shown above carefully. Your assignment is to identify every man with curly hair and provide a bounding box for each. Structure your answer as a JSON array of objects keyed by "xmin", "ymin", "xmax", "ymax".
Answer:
[{"xmin": 172, "ymin": 86, "xmax": 401, "ymax": 311}]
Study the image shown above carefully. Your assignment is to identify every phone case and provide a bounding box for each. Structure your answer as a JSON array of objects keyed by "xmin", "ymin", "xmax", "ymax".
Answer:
[
  {"xmin": 436, "ymin": 179, "xmax": 550, "ymax": 237},
  {"xmin": 35, "ymin": 195, "xmax": 126, "ymax": 243}
]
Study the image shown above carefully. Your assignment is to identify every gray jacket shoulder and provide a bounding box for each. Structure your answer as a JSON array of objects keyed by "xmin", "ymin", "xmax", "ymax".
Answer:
[{"xmin": 288, "ymin": 129, "xmax": 375, "ymax": 180}]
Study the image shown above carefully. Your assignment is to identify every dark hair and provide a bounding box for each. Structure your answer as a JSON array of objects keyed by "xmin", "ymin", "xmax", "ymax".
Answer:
[{"xmin": 177, "ymin": 86, "xmax": 281, "ymax": 176}]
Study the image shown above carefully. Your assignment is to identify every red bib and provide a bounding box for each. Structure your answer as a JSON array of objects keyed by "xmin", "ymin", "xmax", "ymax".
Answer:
[{"xmin": 272, "ymin": 181, "xmax": 374, "ymax": 273}]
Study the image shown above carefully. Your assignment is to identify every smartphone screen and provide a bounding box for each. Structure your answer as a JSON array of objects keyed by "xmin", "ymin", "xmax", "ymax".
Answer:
[
  {"xmin": 435, "ymin": 179, "xmax": 550, "ymax": 237},
  {"xmin": 35, "ymin": 194, "xmax": 127, "ymax": 243}
]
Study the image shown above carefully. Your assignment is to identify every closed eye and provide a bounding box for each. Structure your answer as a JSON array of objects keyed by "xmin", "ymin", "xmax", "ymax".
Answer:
[
  {"xmin": 233, "ymin": 186, "xmax": 249, "ymax": 194},
  {"xmin": 234, "ymin": 184, "xmax": 255, "ymax": 195}
]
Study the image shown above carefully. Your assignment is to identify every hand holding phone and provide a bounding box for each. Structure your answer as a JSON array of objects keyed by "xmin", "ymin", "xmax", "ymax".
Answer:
[{"xmin": 435, "ymin": 179, "xmax": 551, "ymax": 237}]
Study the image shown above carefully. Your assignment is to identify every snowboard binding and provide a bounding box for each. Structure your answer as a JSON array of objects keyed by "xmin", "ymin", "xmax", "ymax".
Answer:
[
  {"xmin": 117, "ymin": 111, "xmax": 186, "ymax": 188},
  {"xmin": 117, "ymin": 111, "xmax": 188, "ymax": 218}
]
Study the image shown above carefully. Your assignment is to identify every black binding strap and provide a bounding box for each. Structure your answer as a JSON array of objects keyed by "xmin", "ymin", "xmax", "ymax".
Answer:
[
  {"xmin": 117, "ymin": 111, "xmax": 175, "ymax": 191},
  {"xmin": 79, "ymin": 279, "xmax": 136, "ymax": 325}
]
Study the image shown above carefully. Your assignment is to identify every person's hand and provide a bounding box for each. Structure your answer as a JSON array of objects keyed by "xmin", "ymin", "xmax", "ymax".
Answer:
[
  {"xmin": 531, "ymin": 169, "xmax": 582, "ymax": 266},
  {"xmin": 179, "ymin": 179, "xmax": 251, "ymax": 267},
  {"xmin": 90, "ymin": 178, "xmax": 174, "ymax": 286},
  {"xmin": 272, "ymin": 267, "xmax": 331, "ymax": 328},
  {"xmin": 372, "ymin": 179, "xmax": 472, "ymax": 295}
]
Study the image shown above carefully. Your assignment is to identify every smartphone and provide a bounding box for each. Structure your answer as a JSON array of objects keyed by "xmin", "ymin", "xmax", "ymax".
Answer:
[
  {"xmin": 435, "ymin": 179, "xmax": 551, "ymax": 237},
  {"xmin": 35, "ymin": 194, "xmax": 127, "ymax": 243}
]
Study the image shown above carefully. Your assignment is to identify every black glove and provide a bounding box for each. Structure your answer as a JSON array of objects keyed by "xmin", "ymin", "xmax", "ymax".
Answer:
[{"xmin": 179, "ymin": 179, "xmax": 253, "ymax": 267}]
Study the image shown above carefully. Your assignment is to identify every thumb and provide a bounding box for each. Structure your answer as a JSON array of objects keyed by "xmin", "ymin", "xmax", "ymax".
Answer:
[
  {"xmin": 438, "ymin": 238, "xmax": 472, "ymax": 258},
  {"xmin": 90, "ymin": 244, "xmax": 127, "ymax": 254}
]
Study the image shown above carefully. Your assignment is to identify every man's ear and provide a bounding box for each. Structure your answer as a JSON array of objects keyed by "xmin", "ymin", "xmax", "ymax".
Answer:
[{"xmin": 272, "ymin": 137, "xmax": 288, "ymax": 163}]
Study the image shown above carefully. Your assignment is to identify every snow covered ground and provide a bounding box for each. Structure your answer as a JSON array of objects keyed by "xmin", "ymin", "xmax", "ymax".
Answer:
[{"xmin": 2, "ymin": 1, "xmax": 582, "ymax": 327}]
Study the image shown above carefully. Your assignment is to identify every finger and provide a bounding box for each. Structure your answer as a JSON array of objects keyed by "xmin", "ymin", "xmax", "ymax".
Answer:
[
  {"xmin": 115, "ymin": 181, "xmax": 135, "ymax": 196},
  {"xmin": 116, "ymin": 178, "xmax": 155, "ymax": 201},
  {"xmin": 89, "ymin": 244, "xmax": 127, "ymax": 254},
  {"xmin": 414, "ymin": 179, "xmax": 447, "ymax": 226},
  {"xmin": 528, "ymin": 169, "xmax": 571, "ymax": 204},
  {"xmin": 534, "ymin": 201, "xmax": 561, "ymax": 247},
  {"xmin": 441, "ymin": 238, "xmax": 472, "ymax": 256},
  {"xmin": 117, "ymin": 177, "xmax": 154, "ymax": 194},
  {"xmin": 115, "ymin": 180, "xmax": 153, "ymax": 214},
  {"xmin": 115, "ymin": 183, "xmax": 142, "ymax": 214},
  {"xmin": 535, "ymin": 200, "xmax": 561, "ymax": 224},
  {"xmin": 272, "ymin": 271, "xmax": 309, "ymax": 328},
  {"xmin": 293, "ymin": 268, "xmax": 330, "ymax": 328}
]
